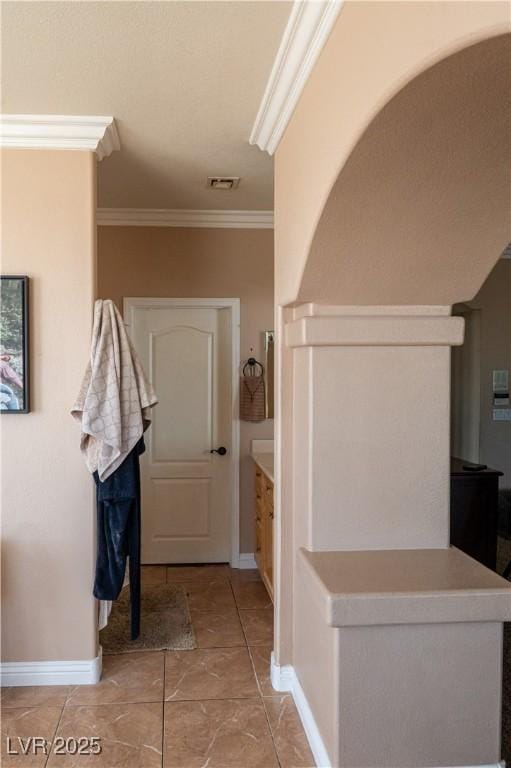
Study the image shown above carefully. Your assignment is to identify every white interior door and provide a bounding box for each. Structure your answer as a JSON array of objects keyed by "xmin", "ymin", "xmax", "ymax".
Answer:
[{"xmin": 126, "ymin": 301, "xmax": 234, "ymax": 564}]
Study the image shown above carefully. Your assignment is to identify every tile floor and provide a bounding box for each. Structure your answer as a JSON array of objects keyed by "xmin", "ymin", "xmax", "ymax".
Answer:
[{"xmin": 1, "ymin": 566, "xmax": 314, "ymax": 767}]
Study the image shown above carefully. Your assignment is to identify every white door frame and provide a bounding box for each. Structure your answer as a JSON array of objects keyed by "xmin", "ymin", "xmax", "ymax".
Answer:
[{"xmin": 124, "ymin": 297, "xmax": 241, "ymax": 568}]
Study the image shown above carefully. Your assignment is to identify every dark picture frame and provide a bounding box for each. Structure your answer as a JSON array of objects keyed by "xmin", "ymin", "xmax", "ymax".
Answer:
[{"xmin": 0, "ymin": 276, "xmax": 30, "ymax": 413}]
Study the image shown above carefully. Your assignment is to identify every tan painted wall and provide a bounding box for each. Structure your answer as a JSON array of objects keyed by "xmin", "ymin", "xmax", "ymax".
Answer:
[
  {"xmin": 275, "ymin": 0, "xmax": 509, "ymax": 663},
  {"xmin": 335, "ymin": 621, "xmax": 502, "ymax": 766},
  {"xmin": 1, "ymin": 149, "xmax": 97, "ymax": 663},
  {"xmin": 273, "ymin": 1, "xmax": 511, "ymax": 673},
  {"xmin": 468, "ymin": 259, "xmax": 511, "ymax": 487},
  {"xmin": 298, "ymin": 344, "xmax": 452, "ymax": 550},
  {"xmin": 302, "ymin": 34, "xmax": 511, "ymax": 306},
  {"xmin": 271, "ymin": 5, "xmax": 511, "ymax": 763},
  {"xmin": 274, "ymin": 0, "xmax": 510, "ymax": 306},
  {"xmin": 286, "ymin": 308, "xmax": 511, "ymax": 767},
  {"xmin": 97, "ymin": 226, "xmax": 274, "ymax": 555}
]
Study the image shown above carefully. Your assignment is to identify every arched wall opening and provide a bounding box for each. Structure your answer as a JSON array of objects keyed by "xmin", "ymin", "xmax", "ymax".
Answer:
[
  {"xmin": 274, "ymin": 1, "xmax": 511, "ymax": 308},
  {"xmin": 273, "ymin": 27, "xmax": 511, "ymax": 764},
  {"xmin": 299, "ymin": 34, "xmax": 511, "ymax": 307},
  {"xmin": 275, "ymin": 28, "xmax": 511, "ymax": 665}
]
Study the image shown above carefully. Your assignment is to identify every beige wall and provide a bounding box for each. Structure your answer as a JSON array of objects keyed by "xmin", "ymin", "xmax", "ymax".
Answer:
[
  {"xmin": 302, "ymin": 33, "xmax": 511, "ymax": 306},
  {"xmin": 1, "ymin": 149, "xmax": 97, "ymax": 663},
  {"xmin": 272, "ymin": 11, "xmax": 511, "ymax": 765},
  {"xmin": 274, "ymin": 1, "xmax": 510, "ymax": 306},
  {"xmin": 97, "ymin": 226, "xmax": 274, "ymax": 555},
  {"xmin": 274, "ymin": 2, "xmax": 511, "ymax": 668},
  {"xmin": 274, "ymin": 6, "xmax": 511, "ymax": 669},
  {"xmin": 468, "ymin": 259, "xmax": 511, "ymax": 487}
]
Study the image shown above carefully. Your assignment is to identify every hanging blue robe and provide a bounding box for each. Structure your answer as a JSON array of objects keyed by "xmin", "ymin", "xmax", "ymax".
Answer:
[{"xmin": 93, "ymin": 438, "xmax": 145, "ymax": 640}]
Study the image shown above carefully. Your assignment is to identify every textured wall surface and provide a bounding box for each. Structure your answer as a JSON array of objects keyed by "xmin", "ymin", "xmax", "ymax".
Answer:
[
  {"xmin": 1, "ymin": 149, "xmax": 97, "ymax": 662},
  {"xmin": 97, "ymin": 225, "xmax": 274, "ymax": 554}
]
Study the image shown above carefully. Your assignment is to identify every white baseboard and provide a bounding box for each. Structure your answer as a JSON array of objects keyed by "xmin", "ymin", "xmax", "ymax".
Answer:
[
  {"xmin": 269, "ymin": 654, "xmax": 504, "ymax": 768},
  {"xmin": 271, "ymin": 653, "xmax": 331, "ymax": 768},
  {"xmin": 1, "ymin": 650, "xmax": 102, "ymax": 687},
  {"xmin": 292, "ymin": 672, "xmax": 333, "ymax": 768},
  {"xmin": 270, "ymin": 652, "xmax": 294, "ymax": 692},
  {"xmin": 238, "ymin": 553, "xmax": 257, "ymax": 569}
]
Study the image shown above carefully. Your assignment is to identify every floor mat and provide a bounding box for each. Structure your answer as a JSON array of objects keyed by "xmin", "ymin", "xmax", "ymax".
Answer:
[{"xmin": 100, "ymin": 582, "xmax": 196, "ymax": 654}]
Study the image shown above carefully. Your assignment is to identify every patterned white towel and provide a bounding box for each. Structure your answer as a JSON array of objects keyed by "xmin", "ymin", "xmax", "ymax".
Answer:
[{"xmin": 72, "ymin": 299, "xmax": 157, "ymax": 481}]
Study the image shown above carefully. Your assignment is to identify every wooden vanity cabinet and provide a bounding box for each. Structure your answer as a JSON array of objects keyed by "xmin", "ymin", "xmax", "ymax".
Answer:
[{"xmin": 254, "ymin": 466, "xmax": 274, "ymax": 601}]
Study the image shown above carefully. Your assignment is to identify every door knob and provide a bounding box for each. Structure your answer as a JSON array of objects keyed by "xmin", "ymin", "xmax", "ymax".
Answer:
[{"xmin": 210, "ymin": 446, "xmax": 227, "ymax": 456}]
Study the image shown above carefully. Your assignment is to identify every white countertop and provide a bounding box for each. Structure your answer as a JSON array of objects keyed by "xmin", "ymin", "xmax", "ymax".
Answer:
[
  {"xmin": 251, "ymin": 439, "xmax": 274, "ymax": 483},
  {"xmin": 252, "ymin": 452, "xmax": 274, "ymax": 483}
]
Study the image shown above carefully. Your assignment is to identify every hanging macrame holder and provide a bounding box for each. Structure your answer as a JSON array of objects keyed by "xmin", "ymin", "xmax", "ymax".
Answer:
[{"xmin": 240, "ymin": 358, "xmax": 266, "ymax": 422}]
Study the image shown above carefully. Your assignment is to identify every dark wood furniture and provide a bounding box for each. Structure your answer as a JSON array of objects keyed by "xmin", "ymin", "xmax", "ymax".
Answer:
[{"xmin": 450, "ymin": 457, "xmax": 503, "ymax": 571}]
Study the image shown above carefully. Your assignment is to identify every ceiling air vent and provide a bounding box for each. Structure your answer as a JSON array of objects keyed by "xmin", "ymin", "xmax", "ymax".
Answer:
[
  {"xmin": 501, "ymin": 243, "xmax": 511, "ymax": 259},
  {"xmin": 207, "ymin": 176, "xmax": 240, "ymax": 190}
]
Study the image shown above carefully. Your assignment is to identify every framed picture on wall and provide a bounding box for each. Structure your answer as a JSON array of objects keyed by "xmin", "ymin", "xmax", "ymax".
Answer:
[{"xmin": 0, "ymin": 276, "xmax": 29, "ymax": 413}]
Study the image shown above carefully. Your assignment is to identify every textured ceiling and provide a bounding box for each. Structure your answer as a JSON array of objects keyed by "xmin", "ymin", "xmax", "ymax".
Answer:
[{"xmin": 1, "ymin": 1, "xmax": 291, "ymax": 209}]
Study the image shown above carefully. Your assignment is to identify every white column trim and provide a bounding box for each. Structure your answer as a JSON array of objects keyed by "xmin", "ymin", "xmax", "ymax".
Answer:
[
  {"xmin": 286, "ymin": 314, "xmax": 465, "ymax": 348},
  {"xmin": 249, "ymin": 0, "xmax": 343, "ymax": 154},
  {"xmin": 291, "ymin": 304, "xmax": 453, "ymax": 319},
  {"xmin": 0, "ymin": 115, "xmax": 120, "ymax": 160}
]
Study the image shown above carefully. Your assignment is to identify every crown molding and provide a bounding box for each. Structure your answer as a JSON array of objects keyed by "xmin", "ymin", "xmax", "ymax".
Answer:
[
  {"xmin": 249, "ymin": 0, "xmax": 343, "ymax": 155},
  {"xmin": 97, "ymin": 208, "xmax": 274, "ymax": 229},
  {"xmin": 0, "ymin": 115, "xmax": 120, "ymax": 160}
]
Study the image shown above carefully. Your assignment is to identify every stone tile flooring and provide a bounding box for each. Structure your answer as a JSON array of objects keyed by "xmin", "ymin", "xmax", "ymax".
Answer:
[{"xmin": 1, "ymin": 566, "xmax": 314, "ymax": 767}]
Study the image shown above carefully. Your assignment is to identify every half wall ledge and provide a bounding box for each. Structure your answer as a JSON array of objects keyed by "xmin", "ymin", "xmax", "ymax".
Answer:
[
  {"xmin": 298, "ymin": 546, "xmax": 511, "ymax": 627},
  {"xmin": 294, "ymin": 546, "xmax": 511, "ymax": 767}
]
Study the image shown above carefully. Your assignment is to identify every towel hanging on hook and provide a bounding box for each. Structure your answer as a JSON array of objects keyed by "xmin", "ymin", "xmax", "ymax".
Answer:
[{"xmin": 240, "ymin": 356, "xmax": 265, "ymax": 422}]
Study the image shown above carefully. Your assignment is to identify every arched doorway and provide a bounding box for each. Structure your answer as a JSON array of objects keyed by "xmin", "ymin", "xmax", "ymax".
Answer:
[{"xmin": 273, "ymin": 27, "xmax": 511, "ymax": 768}]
